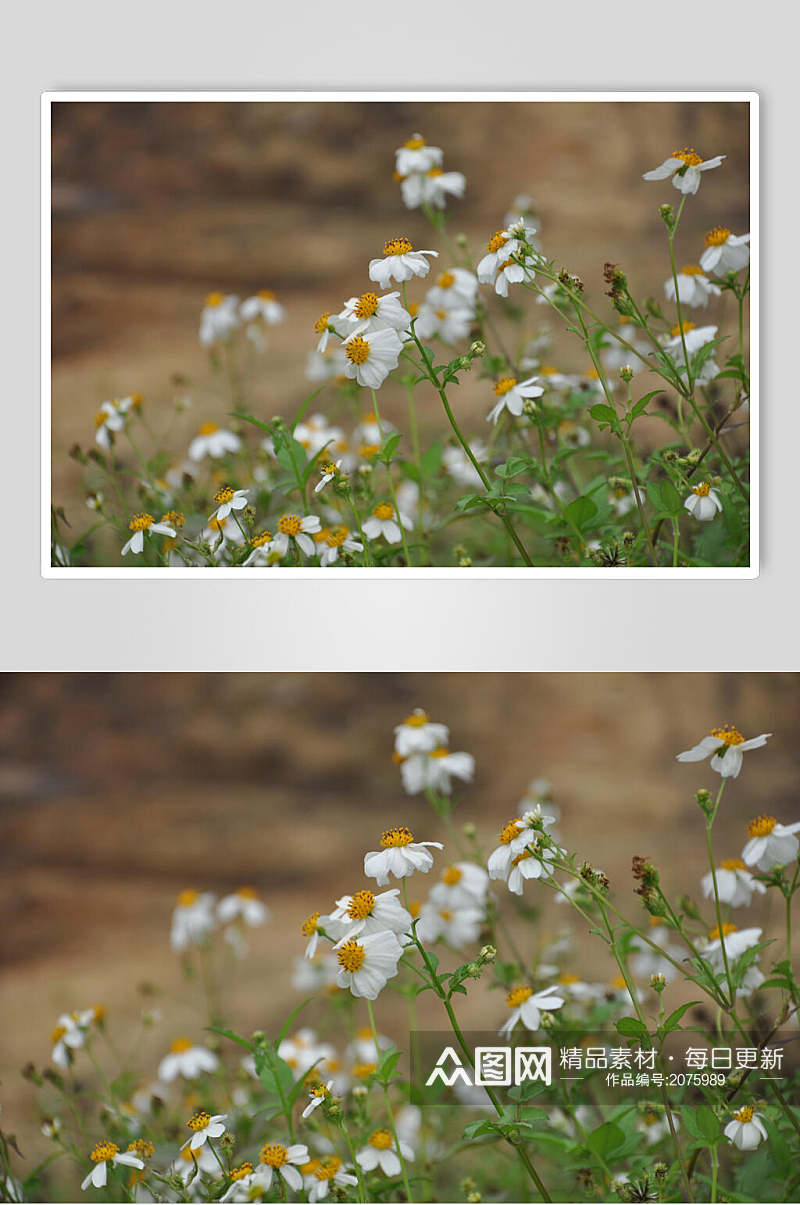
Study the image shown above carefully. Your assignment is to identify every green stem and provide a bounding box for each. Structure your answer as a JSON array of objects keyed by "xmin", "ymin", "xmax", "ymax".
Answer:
[
  {"xmin": 365, "ymin": 999, "xmax": 414, "ymax": 1203},
  {"xmin": 705, "ymin": 782, "xmax": 734, "ymax": 1008},
  {"xmin": 369, "ymin": 389, "xmax": 414, "ymax": 567}
]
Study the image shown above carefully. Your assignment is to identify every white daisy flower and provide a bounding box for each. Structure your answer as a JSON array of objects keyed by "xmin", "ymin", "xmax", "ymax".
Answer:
[
  {"xmin": 171, "ymin": 1144, "xmax": 219, "ymax": 1182},
  {"xmin": 499, "ymin": 984, "xmax": 565, "ymax": 1037},
  {"xmin": 217, "ymin": 888, "xmax": 269, "ymax": 927},
  {"xmin": 305, "ymin": 1156, "xmax": 359, "ymax": 1202},
  {"xmin": 664, "ymin": 265, "xmax": 722, "ymax": 308},
  {"xmin": 364, "ymin": 826, "xmax": 443, "ymax": 886},
  {"xmin": 305, "ymin": 346, "xmax": 348, "ymax": 382},
  {"xmin": 240, "ymin": 290, "xmax": 285, "ymax": 325},
  {"xmin": 314, "ymin": 525, "xmax": 363, "ymax": 567},
  {"xmin": 642, "ymin": 148, "xmax": 725, "ymax": 195},
  {"xmin": 243, "ymin": 530, "xmax": 278, "ymax": 567},
  {"xmin": 368, "ymin": 237, "xmax": 438, "ymax": 290},
  {"xmin": 157, "ymin": 1038, "xmax": 219, "ymax": 1082},
  {"xmin": 742, "ymin": 814, "xmax": 800, "ymax": 871},
  {"xmin": 401, "ymin": 168, "xmax": 466, "ymax": 210},
  {"xmin": 188, "ymin": 422, "xmax": 242, "ymax": 461},
  {"xmin": 271, "ymin": 513, "xmax": 322, "ymax": 560},
  {"xmin": 293, "ymin": 413, "xmax": 347, "ymax": 458},
  {"xmin": 487, "ymin": 816, "xmax": 528, "ymax": 881},
  {"xmin": 170, "ymin": 889, "xmax": 217, "ymax": 951},
  {"xmin": 477, "ymin": 219, "xmax": 539, "ymax": 296},
  {"xmin": 486, "ymin": 375, "xmax": 544, "ymax": 424},
  {"xmin": 638, "ymin": 1110, "xmax": 681, "ymax": 1145},
  {"xmin": 433, "ymin": 862, "xmax": 490, "ymax": 907},
  {"xmin": 334, "ymin": 929, "xmax": 404, "ymax": 999},
  {"xmin": 121, "ymin": 512, "xmax": 176, "ymax": 557},
  {"xmin": 51, "ymin": 1011, "xmax": 95, "ymax": 1067},
  {"xmin": 416, "ymin": 899, "xmax": 484, "ymax": 948},
  {"xmin": 342, "ymin": 327, "xmax": 404, "ymax": 389},
  {"xmin": 209, "ymin": 485, "xmax": 248, "ymax": 525},
  {"xmin": 700, "ymin": 227, "xmax": 750, "ymax": 276},
  {"xmin": 182, "ymin": 1111, "xmax": 227, "ymax": 1151},
  {"xmin": 395, "ymin": 134, "xmax": 443, "ymax": 176},
  {"xmin": 301, "ymin": 1081, "xmax": 333, "ymax": 1119},
  {"xmin": 505, "ymin": 840, "xmax": 559, "ymax": 895},
  {"xmin": 300, "ymin": 911, "xmax": 328, "ymax": 959},
  {"xmin": 394, "ymin": 709, "xmax": 450, "ymax": 757},
  {"xmin": 557, "ymin": 419, "xmax": 591, "ymax": 448},
  {"xmin": 314, "ymin": 459, "xmax": 342, "ymax": 493},
  {"xmin": 553, "ymin": 973, "xmax": 605, "ymax": 1003},
  {"xmin": 81, "ymin": 1141, "xmax": 143, "ymax": 1191},
  {"xmin": 676, "ymin": 725, "xmax": 772, "ymax": 778},
  {"xmin": 330, "ymin": 887, "xmax": 412, "ymax": 941},
  {"xmin": 414, "ymin": 303, "xmax": 474, "ymax": 344},
  {"xmin": 702, "ymin": 859, "xmax": 766, "ymax": 908},
  {"xmin": 203, "ymin": 515, "xmax": 246, "ymax": 559},
  {"xmin": 199, "ymin": 292, "xmax": 241, "ymax": 346},
  {"xmin": 724, "ymin": 1105, "xmax": 767, "ymax": 1151},
  {"xmin": 244, "ymin": 1143, "xmax": 310, "ymax": 1195},
  {"xmin": 93, "ymin": 397, "xmax": 136, "ymax": 449},
  {"xmin": 702, "ymin": 923, "xmax": 762, "ymax": 972},
  {"xmin": 356, "ymin": 1128, "xmax": 415, "ymax": 1177},
  {"xmin": 443, "ymin": 441, "xmax": 488, "ymax": 488},
  {"xmin": 362, "ymin": 500, "xmax": 413, "ymax": 545},
  {"xmin": 684, "ymin": 481, "xmax": 723, "ymax": 521},
  {"xmin": 426, "ymin": 268, "xmax": 479, "ymax": 310},
  {"xmin": 663, "ymin": 321, "xmax": 719, "ymax": 359},
  {"xmin": 338, "ymin": 291, "xmax": 411, "ymax": 337},
  {"xmin": 400, "ymin": 748, "xmax": 475, "ymax": 795}
]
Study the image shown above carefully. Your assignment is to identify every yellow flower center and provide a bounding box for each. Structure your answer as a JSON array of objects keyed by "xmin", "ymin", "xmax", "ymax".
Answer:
[
  {"xmin": 198, "ymin": 421, "xmax": 219, "ymax": 436},
  {"xmin": 205, "ymin": 292, "xmax": 224, "ymax": 307},
  {"xmin": 437, "ymin": 272, "xmax": 455, "ymax": 289},
  {"xmin": 178, "ymin": 889, "xmax": 199, "ymax": 907},
  {"xmin": 91, "ymin": 1141, "xmax": 119, "ymax": 1163},
  {"xmin": 429, "ymin": 747, "xmax": 449, "ymax": 759},
  {"xmin": 670, "ymin": 321, "xmax": 696, "ymax": 336},
  {"xmin": 170, "ymin": 1037, "xmax": 193, "ymax": 1053},
  {"xmin": 128, "ymin": 512, "xmax": 154, "ymax": 532},
  {"xmin": 711, "ymin": 724, "xmax": 745, "ymax": 746},
  {"xmin": 442, "ymin": 866, "xmax": 462, "ymax": 886},
  {"xmin": 426, "ymin": 167, "xmax": 443, "ymax": 178},
  {"xmin": 506, "ymin": 986, "xmax": 533, "ymax": 1009},
  {"xmin": 127, "ymin": 1139, "xmax": 154, "ymax": 1158},
  {"xmin": 709, "ymin": 922, "xmax": 738, "ymax": 940},
  {"xmin": 404, "ymin": 137, "xmax": 426, "ymax": 150},
  {"xmin": 498, "ymin": 819, "xmax": 523, "ymax": 845},
  {"xmin": 187, "ymin": 1111, "xmax": 211, "ymax": 1131},
  {"xmin": 486, "ymin": 231, "xmax": 509, "ymax": 253},
  {"xmin": 323, "ymin": 526, "xmax": 349, "ymax": 548},
  {"xmin": 353, "ymin": 1062, "xmax": 376, "ymax": 1078},
  {"xmin": 313, "ymin": 312, "xmax": 331, "ymax": 334},
  {"xmin": 369, "ymin": 1128, "xmax": 394, "ymax": 1150},
  {"xmin": 748, "ymin": 814, "xmax": 777, "ymax": 838},
  {"xmin": 355, "ymin": 292, "xmax": 379, "ymax": 319},
  {"xmin": 250, "ymin": 531, "xmax": 273, "ymax": 548},
  {"xmin": 611, "ymin": 975, "xmax": 627, "ymax": 990},
  {"xmin": 162, "ymin": 510, "xmax": 185, "ymax": 528},
  {"xmin": 439, "ymin": 909, "xmax": 453, "ymax": 921},
  {"xmin": 403, "ymin": 710, "xmax": 430, "ymax": 727},
  {"xmin": 705, "ymin": 226, "xmax": 731, "ymax": 247},
  {"xmin": 381, "ymin": 826, "xmax": 414, "ymax": 847},
  {"xmin": 692, "ymin": 482, "xmax": 712, "ymax": 497},
  {"xmin": 511, "ymin": 850, "xmax": 533, "ymax": 866},
  {"xmin": 672, "ymin": 147, "xmax": 703, "ymax": 167},
  {"xmin": 51, "ymin": 1025, "xmax": 67, "ymax": 1044},
  {"xmin": 310, "ymin": 1085, "xmax": 329, "ymax": 1099},
  {"xmin": 720, "ymin": 858, "xmax": 747, "ymax": 871},
  {"xmin": 95, "ymin": 410, "xmax": 110, "ymax": 427},
  {"xmin": 347, "ymin": 890, "xmax": 376, "ymax": 920},
  {"xmin": 301, "ymin": 911, "xmax": 320, "ymax": 937},
  {"xmin": 229, "ymin": 1162, "xmax": 254, "ymax": 1181},
  {"xmin": 359, "ymin": 443, "xmax": 380, "ymax": 458},
  {"xmin": 373, "ymin": 502, "xmax": 395, "ymax": 520},
  {"xmin": 733, "ymin": 1105, "xmax": 754, "ymax": 1123},
  {"xmin": 320, "ymin": 462, "xmax": 338, "ymax": 478},
  {"xmin": 258, "ymin": 290, "xmax": 276, "ymax": 301},
  {"xmin": 558, "ymin": 973, "xmax": 580, "ymax": 985},
  {"xmin": 337, "ymin": 939, "xmax": 366, "ymax": 974},
  {"xmin": 278, "ymin": 514, "xmax": 303, "ymax": 537},
  {"xmin": 213, "ymin": 485, "xmax": 235, "ymax": 505},
  {"xmin": 384, "ymin": 237, "xmax": 413, "ymax": 256},
  {"xmin": 314, "ymin": 1156, "xmax": 342, "ymax": 1181},
  {"xmin": 681, "ymin": 265, "xmax": 704, "ymax": 276},
  {"xmin": 260, "ymin": 1143, "xmax": 288, "ymax": 1168},
  {"xmin": 346, "ymin": 335, "xmax": 371, "ymax": 366}
]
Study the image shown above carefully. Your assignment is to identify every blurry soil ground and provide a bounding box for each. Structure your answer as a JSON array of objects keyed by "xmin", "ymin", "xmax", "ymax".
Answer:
[
  {"xmin": 51, "ymin": 101, "xmax": 750, "ymax": 543},
  {"xmin": 1, "ymin": 673, "xmax": 795, "ymax": 1167}
]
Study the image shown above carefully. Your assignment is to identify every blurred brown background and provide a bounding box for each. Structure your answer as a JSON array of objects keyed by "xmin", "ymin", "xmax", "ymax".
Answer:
[
  {"xmin": 0, "ymin": 673, "xmax": 793, "ymax": 1155},
  {"xmin": 51, "ymin": 100, "xmax": 750, "ymax": 517}
]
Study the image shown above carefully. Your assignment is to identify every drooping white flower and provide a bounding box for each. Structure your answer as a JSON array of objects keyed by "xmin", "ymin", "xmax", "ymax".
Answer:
[
  {"xmin": 700, "ymin": 228, "xmax": 750, "ymax": 276},
  {"xmin": 271, "ymin": 512, "xmax": 322, "ymax": 560},
  {"xmin": 364, "ymin": 827, "xmax": 443, "ymax": 886},
  {"xmin": 305, "ymin": 346, "xmax": 348, "ymax": 383},
  {"xmin": 369, "ymin": 238, "xmax": 438, "ymax": 289},
  {"xmin": 664, "ymin": 265, "xmax": 722, "ymax": 307},
  {"xmin": 334, "ymin": 930, "xmax": 404, "ymax": 999},
  {"xmin": 486, "ymin": 375, "xmax": 544, "ymax": 424},
  {"xmin": 724, "ymin": 1105, "xmax": 767, "ymax": 1150},
  {"xmin": 301, "ymin": 1081, "xmax": 333, "ymax": 1119},
  {"xmin": 80, "ymin": 1141, "xmax": 144, "ymax": 1191},
  {"xmin": 677, "ymin": 726, "xmax": 771, "ymax": 778},
  {"xmin": 217, "ymin": 888, "xmax": 269, "ymax": 927},
  {"xmin": 121, "ymin": 512, "xmax": 176, "ymax": 557},
  {"xmin": 742, "ymin": 815, "xmax": 800, "ymax": 871},
  {"xmin": 642, "ymin": 148, "xmax": 725, "ymax": 195},
  {"xmin": 342, "ymin": 327, "xmax": 404, "ymax": 389},
  {"xmin": 401, "ymin": 168, "xmax": 466, "ymax": 210},
  {"xmin": 684, "ymin": 481, "xmax": 723, "ymax": 521},
  {"xmin": 181, "ymin": 1111, "xmax": 227, "ymax": 1151},
  {"xmin": 50, "ymin": 1010, "xmax": 97, "ymax": 1067},
  {"xmin": 338, "ymin": 291, "xmax": 411, "ymax": 338},
  {"xmin": 394, "ymin": 134, "xmax": 443, "ymax": 177},
  {"xmin": 425, "ymin": 268, "xmax": 479, "ymax": 311},
  {"xmin": 394, "ymin": 710, "xmax": 450, "ymax": 757},
  {"xmin": 188, "ymin": 422, "xmax": 242, "ymax": 461},
  {"xmin": 240, "ymin": 290, "xmax": 285, "ymax": 325},
  {"xmin": 701, "ymin": 859, "xmax": 766, "ymax": 908},
  {"xmin": 356, "ymin": 1128, "xmax": 415, "ymax": 1177},
  {"xmin": 477, "ymin": 219, "xmax": 539, "ymax": 296},
  {"xmin": 487, "ymin": 816, "xmax": 528, "ymax": 881},
  {"xmin": 199, "ymin": 293, "xmax": 241, "ymax": 346},
  {"xmin": 400, "ymin": 748, "xmax": 475, "ymax": 796},
  {"xmin": 158, "ymin": 1037, "xmax": 219, "ymax": 1081},
  {"xmin": 499, "ymin": 984, "xmax": 564, "ymax": 1037},
  {"xmin": 170, "ymin": 889, "xmax": 217, "ymax": 951},
  {"xmin": 209, "ymin": 485, "xmax": 249, "ymax": 525},
  {"xmin": 505, "ymin": 840, "xmax": 559, "ymax": 895},
  {"xmin": 362, "ymin": 500, "xmax": 413, "ymax": 545},
  {"xmin": 329, "ymin": 887, "xmax": 412, "ymax": 941},
  {"xmin": 94, "ymin": 397, "xmax": 137, "ymax": 449}
]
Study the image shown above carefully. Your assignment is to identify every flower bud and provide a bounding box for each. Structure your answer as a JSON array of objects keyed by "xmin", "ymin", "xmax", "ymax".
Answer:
[
  {"xmin": 695, "ymin": 788, "xmax": 713, "ymax": 819},
  {"xmin": 478, "ymin": 944, "xmax": 497, "ymax": 965},
  {"xmin": 650, "ymin": 973, "xmax": 666, "ymax": 993},
  {"xmin": 469, "ymin": 340, "xmax": 486, "ymax": 358},
  {"xmin": 659, "ymin": 203, "xmax": 676, "ymax": 230},
  {"xmin": 619, "ymin": 365, "xmax": 634, "ymax": 383}
]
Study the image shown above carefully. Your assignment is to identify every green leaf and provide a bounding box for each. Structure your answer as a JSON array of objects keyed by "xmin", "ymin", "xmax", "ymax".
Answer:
[
  {"xmin": 589, "ymin": 403, "xmax": 618, "ymax": 427},
  {"xmin": 207, "ymin": 1025, "xmax": 253, "ymax": 1052},
  {"xmin": 421, "ymin": 441, "xmax": 442, "ymax": 477},
  {"xmin": 276, "ymin": 997, "xmax": 314, "ymax": 1046},
  {"xmin": 615, "ymin": 1016, "xmax": 649, "ymax": 1038},
  {"xmin": 629, "ymin": 390, "xmax": 661, "ymax": 419},
  {"xmin": 684, "ymin": 1105, "xmax": 722, "ymax": 1146},
  {"xmin": 379, "ymin": 431, "xmax": 403, "ymax": 463},
  {"xmin": 587, "ymin": 1122, "xmax": 626, "ymax": 1161},
  {"xmin": 564, "ymin": 496, "xmax": 598, "ymax": 529},
  {"xmin": 660, "ymin": 1000, "xmax": 700, "ymax": 1034},
  {"xmin": 659, "ymin": 479, "xmax": 683, "ymax": 516}
]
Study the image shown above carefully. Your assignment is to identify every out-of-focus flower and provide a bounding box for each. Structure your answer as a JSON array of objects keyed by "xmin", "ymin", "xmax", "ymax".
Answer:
[
  {"xmin": 217, "ymin": 888, "xmax": 269, "ymax": 927},
  {"xmin": 499, "ymin": 985, "xmax": 564, "ymax": 1037},
  {"xmin": 400, "ymin": 748, "xmax": 475, "ymax": 796},
  {"xmin": 170, "ymin": 890, "xmax": 217, "ymax": 951},
  {"xmin": 199, "ymin": 293, "xmax": 241, "ymax": 346},
  {"xmin": 664, "ymin": 265, "xmax": 722, "ymax": 307},
  {"xmin": 395, "ymin": 134, "xmax": 443, "ymax": 176},
  {"xmin": 188, "ymin": 422, "xmax": 242, "ymax": 461},
  {"xmin": 240, "ymin": 290, "xmax": 285, "ymax": 325},
  {"xmin": 157, "ymin": 1038, "xmax": 219, "ymax": 1082},
  {"xmin": 701, "ymin": 859, "xmax": 766, "ymax": 908},
  {"xmin": 401, "ymin": 168, "xmax": 466, "ymax": 210}
]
